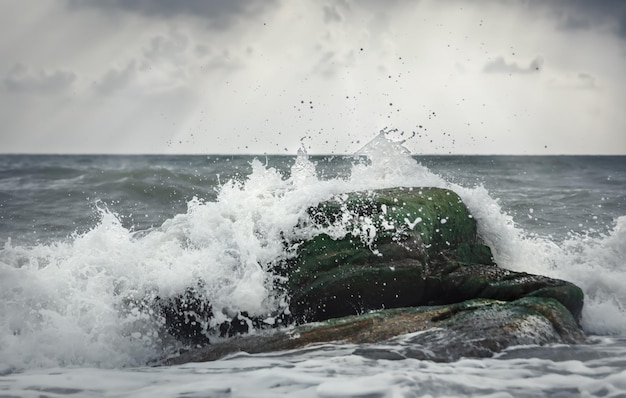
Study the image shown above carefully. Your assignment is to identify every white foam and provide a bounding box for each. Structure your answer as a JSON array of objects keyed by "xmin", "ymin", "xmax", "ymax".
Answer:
[
  {"xmin": 2, "ymin": 339, "xmax": 626, "ymax": 397},
  {"xmin": 0, "ymin": 132, "xmax": 624, "ymax": 371}
]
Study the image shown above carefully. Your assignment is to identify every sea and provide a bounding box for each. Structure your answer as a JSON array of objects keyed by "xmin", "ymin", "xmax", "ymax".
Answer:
[{"xmin": 1, "ymin": 134, "xmax": 625, "ymax": 397}]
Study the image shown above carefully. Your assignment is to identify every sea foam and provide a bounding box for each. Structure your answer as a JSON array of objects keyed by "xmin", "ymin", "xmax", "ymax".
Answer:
[{"xmin": 0, "ymin": 133, "xmax": 624, "ymax": 372}]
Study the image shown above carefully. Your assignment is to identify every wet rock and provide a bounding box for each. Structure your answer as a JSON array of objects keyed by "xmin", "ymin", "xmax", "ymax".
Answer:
[
  {"xmin": 161, "ymin": 187, "xmax": 586, "ymax": 364},
  {"xmin": 156, "ymin": 287, "xmax": 270, "ymax": 344},
  {"xmin": 156, "ymin": 286, "xmax": 213, "ymax": 345},
  {"xmin": 164, "ymin": 297, "xmax": 586, "ymax": 365},
  {"xmin": 287, "ymin": 187, "xmax": 583, "ymax": 323},
  {"xmin": 411, "ymin": 297, "xmax": 587, "ymax": 361}
]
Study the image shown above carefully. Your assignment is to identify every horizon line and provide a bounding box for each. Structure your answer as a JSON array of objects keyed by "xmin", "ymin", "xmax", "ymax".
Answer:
[{"xmin": 0, "ymin": 152, "xmax": 625, "ymax": 157}]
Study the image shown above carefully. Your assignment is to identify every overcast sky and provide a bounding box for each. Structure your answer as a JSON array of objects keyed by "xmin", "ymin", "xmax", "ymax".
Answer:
[{"xmin": 1, "ymin": 0, "xmax": 625, "ymax": 155}]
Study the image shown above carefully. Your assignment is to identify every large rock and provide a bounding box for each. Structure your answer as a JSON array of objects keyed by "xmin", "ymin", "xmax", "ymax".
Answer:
[
  {"xmin": 286, "ymin": 187, "xmax": 583, "ymax": 323},
  {"xmin": 160, "ymin": 187, "xmax": 586, "ymax": 364}
]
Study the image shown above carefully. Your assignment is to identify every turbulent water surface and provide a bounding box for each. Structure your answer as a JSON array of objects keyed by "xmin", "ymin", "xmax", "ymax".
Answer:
[{"xmin": 1, "ymin": 136, "xmax": 625, "ymax": 397}]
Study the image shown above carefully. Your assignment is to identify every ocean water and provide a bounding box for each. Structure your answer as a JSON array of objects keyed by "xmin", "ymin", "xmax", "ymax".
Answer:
[{"xmin": 1, "ymin": 135, "xmax": 625, "ymax": 397}]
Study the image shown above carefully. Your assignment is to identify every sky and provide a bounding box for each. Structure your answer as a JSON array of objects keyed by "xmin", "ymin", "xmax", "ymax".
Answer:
[{"xmin": 1, "ymin": 0, "xmax": 625, "ymax": 155}]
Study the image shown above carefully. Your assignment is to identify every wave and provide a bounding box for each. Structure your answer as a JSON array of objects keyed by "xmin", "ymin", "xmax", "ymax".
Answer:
[{"xmin": 0, "ymin": 132, "xmax": 624, "ymax": 371}]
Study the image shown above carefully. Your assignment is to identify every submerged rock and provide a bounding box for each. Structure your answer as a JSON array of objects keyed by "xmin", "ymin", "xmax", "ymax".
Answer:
[
  {"xmin": 161, "ymin": 187, "xmax": 586, "ymax": 364},
  {"xmin": 164, "ymin": 296, "xmax": 586, "ymax": 365}
]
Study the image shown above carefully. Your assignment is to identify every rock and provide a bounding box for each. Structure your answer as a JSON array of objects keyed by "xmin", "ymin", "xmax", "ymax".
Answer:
[
  {"xmin": 155, "ymin": 288, "xmax": 274, "ymax": 344},
  {"xmin": 414, "ymin": 296, "xmax": 587, "ymax": 361},
  {"xmin": 155, "ymin": 286, "xmax": 213, "ymax": 345},
  {"xmin": 163, "ymin": 296, "xmax": 586, "ymax": 365},
  {"xmin": 286, "ymin": 187, "xmax": 583, "ymax": 323},
  {"xmin": 159, "ymin": 186, "xmax": 586, "ymax": 364}
]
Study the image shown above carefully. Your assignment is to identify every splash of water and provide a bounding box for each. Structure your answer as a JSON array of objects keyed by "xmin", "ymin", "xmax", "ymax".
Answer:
[{"xmin": 0, "ymin": 133, "xmax": 624, "ymax": 372}]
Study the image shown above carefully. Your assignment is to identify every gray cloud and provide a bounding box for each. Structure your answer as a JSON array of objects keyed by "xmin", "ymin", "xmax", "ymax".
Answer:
[
  {"xmin": 577, "ymin": 73, "xmax": 596, "ymax": 89},
  {"xmin": 323, "ymin": 1, "xmax": 350, "ymax": 24},
  {"xmin": 199, "ymin": 49, "xmax": 244, "ymax": 73},
  {"xmin": 540, "ymin": 0, "xmax": 626, "ymax": 39},
  {"xmin": 0, "ymin": 0, "xmax": 623, "ymax": 155},
  {"xmin": 547, "ymin": 72, "xmax": 598, "ymax": 90},
  {"xmin": 194, "ymin": 44, "xmax": 211, "ymax": 58},
  {"xmin": 483, "ymin": 56, "xmax": 544, "ymax": 75},
  {"xmin": 67, "ymin": 0, "xmax": 277, "ymax": 29},
  {"xmin": 144, "ymin": 31, "xmax": 190, "ymax": 64},
  {"xmin": 94, "ymin": 61, "xmax": 137, "ymax": 95},
  {"xmin": 313, "ymin": 51, "xmax": 339, "ymax": 78},
  {"xmin": 323, "ymin": 5, "xmax": 343, "ymax": 23},
  {"xmin": 3, "ymin": 64, "xmax": 76, "ymax": 94}
]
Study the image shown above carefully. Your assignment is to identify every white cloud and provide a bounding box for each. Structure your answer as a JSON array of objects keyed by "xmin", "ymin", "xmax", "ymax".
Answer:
[{"xmin": 0, "ymin": 0, "xmax": 624, "ymax": 154}]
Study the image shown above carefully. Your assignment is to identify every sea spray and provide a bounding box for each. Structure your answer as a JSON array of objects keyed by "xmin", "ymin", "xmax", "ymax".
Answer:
[{"xmin": 1, "ymin": 134, "xmax": 625, "ymax": 372}]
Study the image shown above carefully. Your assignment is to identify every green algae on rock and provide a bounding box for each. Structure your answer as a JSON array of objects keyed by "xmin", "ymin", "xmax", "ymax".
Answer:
[{"xmin": 286, "ymin": 187, "xmax": 583, "ymax": 324}]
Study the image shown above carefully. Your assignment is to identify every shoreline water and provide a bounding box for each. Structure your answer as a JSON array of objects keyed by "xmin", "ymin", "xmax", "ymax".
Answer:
[{"xmin": 1, "ymin": 143, "xmax": 625, "ymax": 396}]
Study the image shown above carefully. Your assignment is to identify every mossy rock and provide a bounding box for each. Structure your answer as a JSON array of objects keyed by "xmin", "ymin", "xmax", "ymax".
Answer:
[
  {"xmin": 305, "ymin": 187, "xmax": 484, "ymax": 259},
  {"xmin": 432, "ymin": 264, "xmax": 584, "ymax": 320},
  {"xmin": 158, "ymin": 187, "xmax": 586, "ymax": 359},
  {"xmin": 287, "ymin": 187, "xmax": 584, "ymax": 324},
  {"xmin": 287, "ymin": 187, "xmax": 494, "ymax": 322}
]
